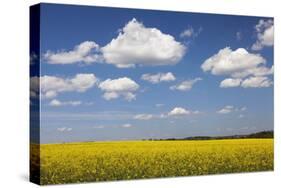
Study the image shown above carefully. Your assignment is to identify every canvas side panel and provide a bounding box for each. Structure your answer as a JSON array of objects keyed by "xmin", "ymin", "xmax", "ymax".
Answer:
[{"xmin": 29, "ymin": 4, "xmax": 41, "ymax": 185}]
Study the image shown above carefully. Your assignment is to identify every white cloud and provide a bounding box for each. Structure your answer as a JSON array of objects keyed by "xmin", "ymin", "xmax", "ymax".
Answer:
[
  {"xmin": 49, "ymin": 99, "xmax": 82, "ymax": 107},
  {"xmin": 121, "ymin": 123, "xmax": 132, "ymax": 128},
  {"xmin": 241, "ymin": 76, "xmax": 273, "ymax": 88},
  {"xmin": 170, "ymin": 77, "xmax": 202, "ymax": 91},
  {"xmin": 101, "ymin": 18, "xmax": 186, "ymax": 68},
  {"xmin": 251, "ymin": 19, "xmax": 274, "ymax": 51},
  {"xmin": 180, "ymin": 27, "xmax": 194, "ymax": 38},
  {"xmin": 168, "ymin": 107, "xmax": 191, "ymax": 116},
  {"xmin": 217, "ymin": 105, "xmax": 246, "ymax": 114},
  {"xmin": 217, "ymin": 105, "xmax": 234, "ymax": 114},
  {"xmin": 44, "ymin": 41, "xmax": 102, "ymax": 64},
  {"xmin": 141, "ymin": 72, "xmax": 176, "ymax": 84},
  {"xmin": 41, "ymin": 74, "xmax": 98, "ymax": 98},
  {"xmin": 201, "ymin": 47, "xmax": 269, "ymax": 78},
  {"xmin": 98, "ymin": 77, "xmax": 139, "ymax": 101},
  {"xmin": 57, "ymin": 127, "xmax": 72, "ymax": 132},
  {"xmin": 202, "ymin": 47, "xmax": 273, "ymax": 88},
  {"xmin": 155, "ymin": 103, "xmax": 165, "ymax": 107},
  {"xmin": 134, "ymin": 114, "xmax": 154, "ymax": 120},
  {"xmin": 180, "ymin": 26, "xmax": 202, "ymax": 38},
  {"xmin": 220, "ymin": 78, "xmax": 242, "ymax": 88}
]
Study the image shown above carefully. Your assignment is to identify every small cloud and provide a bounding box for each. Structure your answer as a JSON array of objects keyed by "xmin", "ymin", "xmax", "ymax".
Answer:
[
  {"xmin": 134, "ymin": 114, "xmax": 154, "ymax": 120},
  {"xmin": 170, "ymin": 78, "xmax": 202, "ymax": 91},
  {"xmin": 180, "ymin": 26, "xmax": 202, "ymax": 38},
  {"xmin": 236, "ymin": 31, "xmax": 242, "ymax": 41},
  {"xmin": 49, "ymin": 99, "xmax": 81, "ymax": 107},
  {"xmin": 217, "ymin": 105, "xmax": 247, "ymax": 114},
  {"xmin": 220, "ymin": 78, "xmax": 242, "ymax": 88},
  {"xmin": 57, "ymin": 127, "xmax": 72, "ymax": 132},
  {"xmin": 141, "ymin": 72, "xmax": 176, "ymax": 84},
  {"xmin": 121, "ymin": 123, "xmax": 132, "ymax": 128},
  {"xmin": 217, "ymin": 105, "xmax": 234, "ymax": 114},
  {"xmin": 155, "ymin": 103, "xmax": 165, "ymax": 107},
  {"xmin": 168, "ymin": 107, "xmax": 191, "ymax": 116},
  {"xmin": 98, "ymin": 77, "xmax": 139, "ymax": 101}
]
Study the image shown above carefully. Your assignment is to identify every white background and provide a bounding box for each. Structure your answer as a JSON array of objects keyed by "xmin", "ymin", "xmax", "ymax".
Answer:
[{"xmin": 0, "ymin": 0, "xmax": 280, "ymax": 187}]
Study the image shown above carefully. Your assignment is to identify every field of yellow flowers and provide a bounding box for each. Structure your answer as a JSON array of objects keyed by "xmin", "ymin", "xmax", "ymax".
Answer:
[{"xmin": 38, "ymin": 139, "xmax": 273, "ymax": 185}]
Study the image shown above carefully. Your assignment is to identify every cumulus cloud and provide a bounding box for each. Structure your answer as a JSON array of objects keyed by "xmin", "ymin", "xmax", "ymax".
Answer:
[
  {"xmin": 98, "ymin": 77, "xmax": 139, "ymax": 101},
  {"xmin": 220, "ymin": 78, "xmax": 242, "ymax": 88},
  {"xmin": 134, "ymin": 114, "xmax": 154, "ymax": 120},
  {"xmin": 241, "ymin": 76, "xmax": 273, "ymax": 88},
  {"xmin": 44, "ymin": 41, "xmax": 103, "ymax": 64},
  {"xmin": 201, "ymin": 47, "xmax": 269, "ymax": 77},
  {"xmin": 168, "ymin": 107, "xmax": 191, "ymax": 116},
  {"xmin": 202, "ymin": 47, "xmax": 273, "ymax": 88},
  {"xmin": 49, "ymin": 99, "xmax": 82, "ymax": 107},
  {"xmin": 101, "ymin": 18, "xmax": 186, "ymax": 68},
  {"xmin": 251, "ymin": 19, "xmax": 274, "ymax": 51},
  {"xmin": 141, "ymin": 72, "xmax": 176, "ymax": 84},
  {"xmin": 170, "ymin": 78, "xmax": 202, "ymax": 91},
  {"xmin": 41, "ymin": 74, "xmax": 98, "ymax": 98}
]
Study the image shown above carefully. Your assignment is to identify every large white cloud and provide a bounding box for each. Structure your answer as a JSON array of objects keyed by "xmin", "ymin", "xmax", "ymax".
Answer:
[
  {"xmin": 98, "ymin": 77, "xmax": 139, "ymax": 101},
  {"xmin": 141, "ymin": 72, "xmax": 176, "ymax": 84},
  {"xmin": 170, "ymin": 78, "xmax": 202, "ymax": 91},
  {"xmin": 44, "ymin": 41, "xmax": 103, "ymax": 64},
  {"xmin": 41, "ymin": 74, "xmax": 98, "ymax": 98},
  {"xmin": 202, "ymin": 47, "xmax": 273, "ymax": 88},
  {"xmin": 251, "ymin": 19, "xmax": 274, "ymax": 51},
  {"xmin": 101, "ymin": 18, "xmax": 186, "ymax": 68}
]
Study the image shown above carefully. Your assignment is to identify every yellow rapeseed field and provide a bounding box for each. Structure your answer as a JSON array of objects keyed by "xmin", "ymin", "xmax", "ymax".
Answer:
[{"xmin": 36, "ymin": 139, "xmax": 273, "ymax": 185}]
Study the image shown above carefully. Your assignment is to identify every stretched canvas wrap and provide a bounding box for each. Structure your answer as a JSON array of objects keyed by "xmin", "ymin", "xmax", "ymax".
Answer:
[{"xmin": 30, "ymin": 3, "xmax": 274, "ymax": 185}]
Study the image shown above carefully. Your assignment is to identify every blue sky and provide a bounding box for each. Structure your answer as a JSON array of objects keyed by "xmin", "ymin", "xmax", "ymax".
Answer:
[{"xmin": 31, "ymin": 3, "xmax": 273, "ymax": 143}]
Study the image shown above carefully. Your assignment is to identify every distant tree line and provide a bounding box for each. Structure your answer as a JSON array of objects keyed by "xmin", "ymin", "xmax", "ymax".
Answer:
[{"xmin": 142, "ymin": 131, "xmax": 273, "ymax": 141}]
